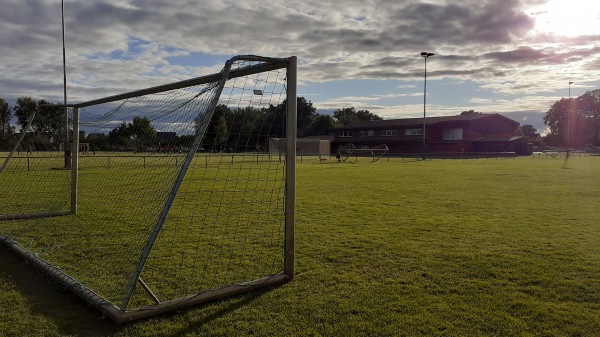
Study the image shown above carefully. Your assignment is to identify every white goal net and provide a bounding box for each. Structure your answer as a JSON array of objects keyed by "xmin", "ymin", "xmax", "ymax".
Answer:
[{"xmin": 0, "ymin": 55, "xmax": 297, "ymax": 322}]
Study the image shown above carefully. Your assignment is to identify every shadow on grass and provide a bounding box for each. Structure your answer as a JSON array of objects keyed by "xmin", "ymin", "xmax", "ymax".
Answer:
[
  {"xmin": 155, "ymin": 286, "xmax": 274, "ymax": 337},
  {"xmin": 1, "ymin": 245, "xmax": 276, "ymax": 336},
  {"xmin": 0, "ymin": 246, "xmax": 121, "ymax": 336}
]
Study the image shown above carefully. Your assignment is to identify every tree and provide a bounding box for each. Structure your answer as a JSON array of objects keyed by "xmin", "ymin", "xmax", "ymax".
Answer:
[
  {"xmin": 296, "ymin": 97, "xmax": 318, "ymax": 137},
  {"xmin": 543, "ymin": 97, "xmax": 589, "ymax": 147},
  {"xmin": 576, "ymin": 89, "xmax": 600, "ymax": 146},
  {"xmin": 201, "ymin": 104, "xmax": 233, "ymax": 149},
  {"xmin": 310, "ymin": 114, "xmax": 336, "ymax": 136},
  {"xmin": 355, "ymin": 109, "xmax": 383, "ymax": 123},
  {"xmin": 108, "ymin": 122, "xmax": 132, "ymax": 148},
  {"xmin": 12, "ymin": 97, "xmax": 67, "ymax": 150},
  {"xmin": 107, "ymin": 117, "xmax": 157, "ymax": 150},
  {"xmin": 521, "ymin": 125, "xmax": 538, "ymax": 139},
  {"xmin": 214, "ymin": 115, "xmax": 229, "ymax": 146},
  {"xmin": 333, "ymin": 107, "xmax": 382, "ymax": 126},
  {"xmin": 85, "ymin": 133, "xmax": 108, "ymax": 150},
  {"xmin": 13, "ymin": 97, "xmax": 65, "ymax": 136},
  {"xmin": 267, "ymin": 97, "xmax": 318, "ymax": 138},
  {"xmin": 0, "ymin": 98, "xmax": 11, "ymax": 140},
  {"xmin": 543, "ymin": 98, "xmax": 573, "ymax": 147},
  {"xmin": 13, "ymin": 97, "xmax": 37, "ymax": 131},
  {"xmin": 515, "ymin": 124, "xmax": 543, "ymax": 145},
  {"xmin": 129, "ymin": 116, "xmax": 157, "ymax": 149}
]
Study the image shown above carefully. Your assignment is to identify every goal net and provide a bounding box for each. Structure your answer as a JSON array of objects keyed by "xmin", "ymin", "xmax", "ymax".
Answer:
[
  {"xmin": 0, "ymin": 102, "xmax": 71, "ymax": 218},
  {"xmin": 340, "ymin": 144, "xmax": 389, "ymax": 162},
  {"xmin": 0, "ymin": 55, "xmax": 297, "ymax": 322}
]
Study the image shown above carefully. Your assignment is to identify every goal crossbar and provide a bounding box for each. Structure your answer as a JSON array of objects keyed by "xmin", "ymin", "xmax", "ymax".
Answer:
[{"xmin": 71, "ymin": 56, "xmax": 290, "ymax": 108}]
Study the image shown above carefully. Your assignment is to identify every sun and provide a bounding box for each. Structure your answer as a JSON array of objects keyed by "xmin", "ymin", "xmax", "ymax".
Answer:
[{"xmin": 531, "ymin": 0, "xmax": 600, "ymax": 37}]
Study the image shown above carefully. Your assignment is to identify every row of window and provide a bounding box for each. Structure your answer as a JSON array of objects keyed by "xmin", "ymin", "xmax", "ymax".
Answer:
[
  {"xmin": 339, "ymin": 128, "xmax": 463, "ymax": 140},
  {"xmin": 340, "ymin": 128, "xmax": 422, "ymax": 138}
]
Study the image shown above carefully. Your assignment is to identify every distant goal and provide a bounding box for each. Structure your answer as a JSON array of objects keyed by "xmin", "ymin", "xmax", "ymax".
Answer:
[
  {"xmin": 0, "ymin": 55, "xmax": 297, "ymax": 322},
  {"xmin": 340, "ymin": 144, "xmax": 389, "ymax": 162}
]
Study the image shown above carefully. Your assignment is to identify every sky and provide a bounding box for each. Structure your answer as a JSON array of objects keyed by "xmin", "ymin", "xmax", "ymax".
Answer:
[{"xmin": 1, "ymin": 0, "xmax": 599, "ymax": 135}]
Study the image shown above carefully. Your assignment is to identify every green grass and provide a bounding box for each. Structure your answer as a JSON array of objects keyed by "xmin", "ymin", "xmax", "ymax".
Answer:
[
  {"xmin": 1, "ymin": 152, "xmax": 288, "ymax": 309},
  {"xmin": 1, "ymin": 156, "xmax": 600, "ymax": 336}
]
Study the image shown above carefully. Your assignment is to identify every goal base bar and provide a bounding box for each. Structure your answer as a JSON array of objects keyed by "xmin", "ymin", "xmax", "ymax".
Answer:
[
  {"xmin": 0, "ymin": 235, "xmax": 291, "ymax": 323},
  {"xmin": 113, "ymin": 273, "xmax": 291, "ymax": 323},
  {"xmin": 0, "ymin": 211, "xmax": 71, "ymax": 221}
]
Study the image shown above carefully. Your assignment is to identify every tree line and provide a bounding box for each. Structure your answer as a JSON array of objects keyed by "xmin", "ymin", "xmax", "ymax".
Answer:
[
  {"xmin": 459, "ymin": 90, "xmax": 600, "ymax": 149},
  {"xmin": 0, "ymin": 97, "xmax": 67, "ymax": 151},
  {"xmin": 460, "ymin": 110, "xmax": 541, "ymax": 143},
  {"xmin": 0, "ymin": 96, "xmax": 382, "ymax": 151},
  {"xmin": 3, "ymin": 90, "xmax": 597, "ymax": 152},
  {"xmin": 543, "ymin": 89, "xmax": 600, "ymax": 148}
]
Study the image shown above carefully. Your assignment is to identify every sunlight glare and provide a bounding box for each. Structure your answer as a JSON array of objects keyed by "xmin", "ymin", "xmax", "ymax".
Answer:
[{"xmin": 532, "ymin": 0, "xmax": 600, "ymax": 37}]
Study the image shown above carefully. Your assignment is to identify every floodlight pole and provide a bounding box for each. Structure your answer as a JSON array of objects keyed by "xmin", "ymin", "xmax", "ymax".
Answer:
[
  {"xmin": 569, "ymin": 82, "xmax": 573, "ymax": 99},
  {"xmin": 421, "ymin": 52, "xmax": 434, "ymax": 160},
  {"xmin": 71, "ymin": 107, "xmax": 79, "ymax": 214},
  {"xmin": 568, "ymin": 81, "xmax": 574, "ymax": 150},
  {"xmin": 62, "ymin": 0, "xmax": 69, "ymax": 164}
]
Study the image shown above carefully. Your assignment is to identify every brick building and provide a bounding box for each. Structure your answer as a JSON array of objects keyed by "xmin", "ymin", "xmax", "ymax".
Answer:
[{"xmin": 332, "ymin": 113, "xmax": 531, "ymax": 155}]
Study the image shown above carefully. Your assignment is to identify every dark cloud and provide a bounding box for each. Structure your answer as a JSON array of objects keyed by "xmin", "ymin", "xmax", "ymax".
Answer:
[
  {"xmin": 485, "ymin": 46, "xmax": 548, "ymax": 63},
  {"xmin": 484, "ymin": 45, "xmax": 599, "ymax": 66},
  {"xmin": 386, "ymin": 0, "xmax": 534, "ymax": 47},
  {"xmin": 0, "ymin": 0, "xmax": 599, "ymax": 121}
]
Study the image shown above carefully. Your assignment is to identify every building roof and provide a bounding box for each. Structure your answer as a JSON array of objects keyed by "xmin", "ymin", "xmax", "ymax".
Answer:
[
  {"xmin": 298, "ymin": 135, "xmax": 334, "ymax": 141},
  {"xmin": 333, "ymin": 113, "xmax": 518, "ymax": 130},
  {"xmin": 155, "ymin": 131, "xmax": 177, "ymax": 143},
  {"xmin": 472, "ymin": 136, "xmax": 524, "ymax": 142}
]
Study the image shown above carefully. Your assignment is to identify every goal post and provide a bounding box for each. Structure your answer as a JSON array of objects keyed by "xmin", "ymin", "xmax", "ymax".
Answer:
[{"xmin": 0, "ymin": 55, "xmax": 297, "ymax": 322}]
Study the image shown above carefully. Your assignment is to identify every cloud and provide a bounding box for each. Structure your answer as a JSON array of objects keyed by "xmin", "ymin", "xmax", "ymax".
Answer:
[{"xmin": 0, "ymin": 0, "xmax": 599, "ymax": 134}]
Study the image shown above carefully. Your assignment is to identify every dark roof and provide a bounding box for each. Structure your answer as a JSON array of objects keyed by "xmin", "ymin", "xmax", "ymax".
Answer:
[
  {"xmin": 333, "ymin": 113, "xmax": 517, "ymax": 130},
  {"xmin": 298, "ymin": 135, "xmax": 334, "ymax": 141},
  {"xmin": 472, "ymin": 136, "xmax": 524, "ymax": 142},
  {"xmin": 155, "ymin": 131, "xmax": 177, "ymax": 143}
]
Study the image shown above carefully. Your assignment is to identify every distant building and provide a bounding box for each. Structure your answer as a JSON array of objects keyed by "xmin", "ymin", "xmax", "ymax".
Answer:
[
  {"xmin": 155, "ymin": 132, "xmax": 177, "ymax": 144},
  {"xmin": 332, "ymin": 113, "xmax": 531, "ymax": 155},
  {"xmin": 269, "ymin": 135, "xmax": 332, "ymax": 156}
]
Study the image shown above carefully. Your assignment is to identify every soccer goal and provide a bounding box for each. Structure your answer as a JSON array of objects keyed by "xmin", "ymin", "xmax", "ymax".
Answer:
[
  {"xmin": 340, "ymin": 144, "xmax": 389, "ymax": 162},
  {"xmin": 0, "ymin": 55, "xmax": 297, "ymax": 322}
]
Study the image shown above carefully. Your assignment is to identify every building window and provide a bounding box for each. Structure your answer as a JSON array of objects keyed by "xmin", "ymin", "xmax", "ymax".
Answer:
[
  {"xmin": 382, "ymin": 129, "xmax": 397, "ymax": 136},
  {"xmin": 339, "ymin": 131, "xmax": 353, "ymax": 138},
  {"xmin": 443, "ymin": 128, "xmax": 463, "ymax": 140},
  {"xmin": 368, "ymin": 130, "xmax": 373, "ymax": 137},
  {"xmin": 405, "ymin": 128, "xmax": 423, "ymax": 135}
]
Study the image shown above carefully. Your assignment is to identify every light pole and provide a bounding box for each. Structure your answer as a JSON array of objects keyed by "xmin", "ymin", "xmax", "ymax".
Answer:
[
  {"xmin": 62, "ymin": 0, "xmax": 69, "ymax": 167},
  {"xmin": 421, "ymin": 52, "xmax": 434, "ymax": 160},
  {"xmin": 569, "ymin": 81, "xmax": 574, "ymax": 99},
  {"xmin": 568, "ymin": 81, "xmax": 574, "ymax": 150}
]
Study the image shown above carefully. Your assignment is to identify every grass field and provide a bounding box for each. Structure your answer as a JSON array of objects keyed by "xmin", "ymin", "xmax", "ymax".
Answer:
[
  {"xmin": 1, "ymin": 155, "xmax": 599, "ymax": 336},
  {"xmin": 0, "ymin": 151, "xmax": 288, "ymax": 311}
]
